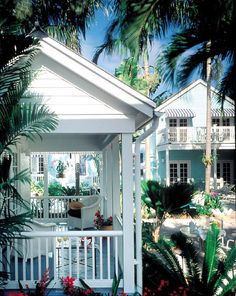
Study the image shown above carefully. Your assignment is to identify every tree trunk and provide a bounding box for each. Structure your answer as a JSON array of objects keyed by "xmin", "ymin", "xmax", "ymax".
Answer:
[{"xmin": 205, "ymin": 43, "xmax": 212, "ymax": 193}]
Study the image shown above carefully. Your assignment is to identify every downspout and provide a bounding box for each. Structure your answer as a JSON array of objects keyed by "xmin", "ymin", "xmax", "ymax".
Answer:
[{"xmin": 134, "ymin": 111, "xmax": 161, "ymax": 294}]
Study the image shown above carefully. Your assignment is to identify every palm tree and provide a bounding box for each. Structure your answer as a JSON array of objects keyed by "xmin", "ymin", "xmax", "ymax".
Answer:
[
  {"xmin": 143, "ymin": 224, "xmax": 236, "ymax": 295},
  {"xmin": 99, "ymin": 0, "xmax": 235, "ymax": 193},
  {"xmin": 0, "ymin": 0, "xmax": 105, "ymax": 67},
  {"xmin": 0, "ymin": 44, "xmax": 58, "ymax": 284}
]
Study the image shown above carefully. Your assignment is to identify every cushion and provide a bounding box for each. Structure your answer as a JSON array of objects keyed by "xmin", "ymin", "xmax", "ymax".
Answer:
[
  {"xmin": 69, "ymin": 201, "xmax": 84, "ymax": 210},
  {"xmin": 68, "ymin": 209, "xmax": 81, "ymax": 218}
]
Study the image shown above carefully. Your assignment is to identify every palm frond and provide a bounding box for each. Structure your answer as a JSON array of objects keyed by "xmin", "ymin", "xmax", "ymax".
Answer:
[
  {"xmin": 170, "ymin": 232, "xmax": 201, "ymax": 285},
  {"xmin": 218, "ymin": 63, "xmax": 236, "ymax": 106},
  {"xmin": 210, "ymin": 244, "xmax": 236, "ymax": 295},
  {"xmin": 46, "ymin": 25, "xmax": 81, "ymax": 53},
  {"xmin": 146, "ymin": 236, "xmax": 187, "ymax": 285},
  {"xmin": 159, "ymin": 29, "xmax": 205, "ymax": 84},
  {"xmin": 202, "ymin": 224, "xmax": 221, "ymax": 285},
  {"xmin": 92, "ymin": 18, "xmax": 131, "ymax": 64},
  {"xmin": 0, "ymin": 103, "xmax": 58, "ymax": 155}
]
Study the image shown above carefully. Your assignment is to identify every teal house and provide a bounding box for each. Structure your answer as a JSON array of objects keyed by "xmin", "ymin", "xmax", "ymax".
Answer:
[{"xmin": 155, "ymin": 80, "xmax": 235, "ymax": 189}]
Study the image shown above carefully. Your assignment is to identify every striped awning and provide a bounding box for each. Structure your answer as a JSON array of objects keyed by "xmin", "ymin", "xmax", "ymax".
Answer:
[
  {"xmin": 211, "ymin": 108, "xmax": 235, "ymax": 117},
  {"xmin": 165, "ymin": 109, "xmax": 196, "ymax": 118}
]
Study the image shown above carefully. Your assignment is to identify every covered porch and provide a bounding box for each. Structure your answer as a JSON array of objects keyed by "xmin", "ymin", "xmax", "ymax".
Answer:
[{"xmin": 2, "ymin": 34, "xmax": 156, "ymax": 293}]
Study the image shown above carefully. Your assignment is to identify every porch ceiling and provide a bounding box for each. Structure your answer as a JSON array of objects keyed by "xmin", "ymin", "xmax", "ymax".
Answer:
[{"xmin": 27, "ymin": 133, "xmax": 117, "ymax": 152}]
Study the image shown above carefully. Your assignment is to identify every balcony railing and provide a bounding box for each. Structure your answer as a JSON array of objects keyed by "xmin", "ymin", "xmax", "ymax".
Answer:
[
  {"xmin": 1, "ymin": 230, "xmax": 123, "ymax": 290},
  {"xmin": 157, "ymin": 126, "xmax": 235, "ymax": 145}
]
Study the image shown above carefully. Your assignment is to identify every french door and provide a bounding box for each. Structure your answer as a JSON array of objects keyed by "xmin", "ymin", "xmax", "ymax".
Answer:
[{"xmin": 169, "ymin": 161, "xmax": 190, "ymax": 184}]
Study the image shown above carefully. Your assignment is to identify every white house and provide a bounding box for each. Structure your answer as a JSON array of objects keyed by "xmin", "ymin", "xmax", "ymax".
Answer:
[
  {"xmin": 155, "ymin": 80, "xmax": 235, "ymax": 189},
  {"xmin": 2, "ymin": 31, "xmax": 156, "ymax": 293}
]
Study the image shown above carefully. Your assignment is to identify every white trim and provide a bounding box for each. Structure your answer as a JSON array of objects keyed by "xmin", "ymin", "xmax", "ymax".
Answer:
[
  {"xmin": 217, "ymin": 160, "xmax": 234, "ymax": 184},
  {"xmin": 169, "ymin": 160, "xmax": 191, "ymax": 184},
  {"xmin": 156, "ymin": 79, "xmax": 234, "ymax": 111},
  {"xmin": 35, "ymin": 37, "xmax": 155, "ymax": 120},
  {"xmin": 41, "ymin": 37, "xmax": 155, "ymax": 107},
  {"xmin": 121, "ymin": 133, "xmax": 135, "ymax": 293}
]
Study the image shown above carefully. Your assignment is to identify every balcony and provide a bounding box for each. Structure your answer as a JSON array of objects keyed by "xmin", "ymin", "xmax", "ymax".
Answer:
[{"xmin": 157, "ymin": 126, "xmax": 235, "ymax": 146}]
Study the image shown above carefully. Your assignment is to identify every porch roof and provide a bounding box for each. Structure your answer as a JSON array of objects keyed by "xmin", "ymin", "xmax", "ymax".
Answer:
[{"xmin": 24, "ymin": 31, "xmax": 155, "ymax": 151}]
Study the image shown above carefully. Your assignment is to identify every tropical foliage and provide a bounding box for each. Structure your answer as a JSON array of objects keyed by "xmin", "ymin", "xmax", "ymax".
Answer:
[
  {"xmin": 141, "ymin": 180, "xmax": 194, "ymax": 220},
  {"xmin": 143, "ymin": 224, "xmax": 236, "ymax": 295},
  {"xmin": 0, "ymin": 42, "xmax": 58, "ymax": 286},
  {"xmin": 115, "ymin": 57, "xmax": 160, "ymax": 97},
  {"xmin": 0, "ymin": 0, "xmax": 105, "ymax": 55},
  {"xmin": 195, "ymin": 192, "xmax": 223, "ymax": 217},
  {"xmin": 141, "ymin": 180, "xmax": 194, "ymax": 241},
  {"xmin": 108, "ymin": 0, "xmax": 235, "ymax": 102}
]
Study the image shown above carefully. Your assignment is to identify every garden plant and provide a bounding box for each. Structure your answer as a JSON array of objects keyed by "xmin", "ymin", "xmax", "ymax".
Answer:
[
  {"xmin": 142, "ymin": 224, "xmax": 236, "ymax": 295},
  {"xmin": 141, "ymin": 180, "xmax": 194, "ymax": 241}
]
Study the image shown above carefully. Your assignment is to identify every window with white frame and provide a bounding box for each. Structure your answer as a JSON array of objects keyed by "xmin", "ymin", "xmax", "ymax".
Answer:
[
  {"xmin": 168, "ymin": 118, "xmax": 188, "ymax": 142},
  {"xmin": 212, "ymin": 117, "xmax": 230, "ymax": 126},
  {"xmin": 169, "ymin": 161, "xmax": 190, "ymax": 184},
  {"xmin": 217, "ymin": 160, "xmax": 233, "ymax": 185}
]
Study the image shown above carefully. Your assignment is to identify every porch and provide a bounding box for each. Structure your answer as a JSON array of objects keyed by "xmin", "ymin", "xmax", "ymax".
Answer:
[
  {"xmin": 1, "ymin": 226, "xmax": 123, "ymax": 290},
  {"xmin": 0, "ymin": 32, "xmax": 156, "ymax": 294}
]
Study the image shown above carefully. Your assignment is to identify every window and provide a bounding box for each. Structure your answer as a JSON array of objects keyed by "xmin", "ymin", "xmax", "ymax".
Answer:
[
  {"xmin": 179, "ymin": 119, "xmax": 187, "ymax": 127},
  {"xmin": 169, "ymin": 161, "xmax": 190, "ymax": 184},
  {"xmin": 212, "ymin": 117, "xmax": 230, "ymax": 126},
  {"xmin": 217, "ymin": 161, "xmax": 233, "ymax": 184},
  {"xmin": 38, "ymin": 155, "xmax": 44, "ymax": 174},
  {"xmin": 222, "ymin": 118, "xmax": 230, "ymax": 126},
  {"xmin": 168, "ymin": 118, "xmax": 188, "ymax": 142},
  {"xmin": 212, "ymin": 118, "xmax": 220, "ymax": 126},
  {"xmin": 169, "ymin": 119, "xmax": 177, "ymax": 127},
  {"xmin": 170, "ymin": 163, "xmax": 178, "ymax": 183},
  {"xmin": 79, "ymin": 157, "xmax": 87, "ymax": 176}
]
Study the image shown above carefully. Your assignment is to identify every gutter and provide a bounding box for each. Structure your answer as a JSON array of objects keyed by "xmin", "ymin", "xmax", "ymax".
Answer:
[{"xmin": 134, "ymin": 111, "xmax": 162, "ymax": 294}]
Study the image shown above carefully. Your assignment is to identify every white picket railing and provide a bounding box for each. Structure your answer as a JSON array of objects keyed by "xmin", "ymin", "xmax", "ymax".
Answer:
[
  {"xmin": 1, "ymin": 230, "xmax": 123, "ymax": 290},
  {"xmin": 157, "ymin": 126, "xmax": 235, "ymax": 145},
  {"xmin": 31, "ymin": 196, "xmax": 89, "ymax": 223}
]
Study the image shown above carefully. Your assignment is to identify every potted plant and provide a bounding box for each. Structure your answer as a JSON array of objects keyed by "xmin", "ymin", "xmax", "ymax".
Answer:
[
  {"xmin": 94, "ymin": 211, "xmax": 113, "ymax": 230},
  {"xmin": 56, "ymin": 160, "xmax": 67, "ymax": 178}
]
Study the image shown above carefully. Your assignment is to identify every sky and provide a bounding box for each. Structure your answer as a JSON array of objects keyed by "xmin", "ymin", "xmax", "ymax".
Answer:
[{"xmin": 80, "ymin": 9, "xmax": 172, "ymax": 98}]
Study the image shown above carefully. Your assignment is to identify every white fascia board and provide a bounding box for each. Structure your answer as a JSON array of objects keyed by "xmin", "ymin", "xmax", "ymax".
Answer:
[
  {"xmin": 39, "ymin": 38, "xmax": 155, "ymax": 117},
  {"xmin": 53, "ymin": 116, "xmax": 135, "ymax": 133},
  {"xmin": 156, "ymin": 79, "xmax": 234, "ymax": 111},
  {"xmin": 156, "ymin": 80, "xmax": 204, "ymax": 111}
]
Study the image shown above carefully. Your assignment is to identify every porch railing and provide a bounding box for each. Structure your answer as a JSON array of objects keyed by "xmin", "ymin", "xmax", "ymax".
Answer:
[
  {"xmin": 31, "ymin": 195, "xmax": 99, "ymax": 223},
  {"xmin": 157, "ymin": 126, "xmax": 235, "ymax": 145},
  {"xmin": 1, "ymin": 230, "xmax": 123, "ymax": 290}
]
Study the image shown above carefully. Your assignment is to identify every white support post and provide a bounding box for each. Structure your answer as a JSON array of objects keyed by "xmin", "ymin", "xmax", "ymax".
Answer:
[
  {"xmin": 43, "ymin": 152, "xmax": 49, "ymax": 219},
  {"xmin": 121, "ymin": 133, "xmax": 135, "ymax": 293},
  {"xmin": 112, "ymin": 136, "xmax": 121, "ymax": 226},
  {"xmin": 102, "ymin": 149, "xmax": 107, "ymax": 217},
  {"xmin": 213, "ymin": 145, "xmax": 217, "ymax": 190},
  {"xmin": 106, "ymin": 144, "xmax": 113, "ymax": 218},
  {"xmin": 166, "ymin": 148, "xmax": 170, "ymax": 186}
]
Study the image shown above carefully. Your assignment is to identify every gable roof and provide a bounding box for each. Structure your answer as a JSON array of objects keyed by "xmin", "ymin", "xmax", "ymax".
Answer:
[
  {"xmin": 156, "ymin": 79, "xmax": 234, "ymax": 111},
  {"xmin": 30, "ymin": 30, "xmax": 155, "ymax": 131}
]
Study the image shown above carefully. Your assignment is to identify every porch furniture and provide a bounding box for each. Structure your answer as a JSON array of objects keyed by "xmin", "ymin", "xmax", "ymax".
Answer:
[
  {"xmin": 16, "ymin": 220, "xmax": 56, "ymax": 260},
  {"xmin": 68, "ymin": 195, "xmax": 101, "ymax": 230}
]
